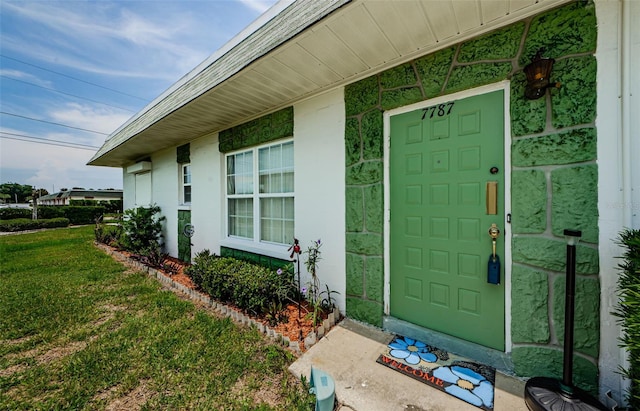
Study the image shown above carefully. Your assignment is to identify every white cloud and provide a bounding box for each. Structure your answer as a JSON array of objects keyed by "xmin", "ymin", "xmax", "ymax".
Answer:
[
  {"xmin": 0, "ymin": 137, "xmax": 121, "ymax": 190},
  {"xmin": 237, "ymin": 0, "xmax": 275, "ymax": 14},
  {"xmin": 48, "ymin": 103, "xmax": 131, "ymax": 136},
  {"xmin": 0, "ymin": 0, "xmax": 278, "ymax": 190},
  {"xmin": 0, "ymin": 69, "xmax": 53, "ymax": 87}
]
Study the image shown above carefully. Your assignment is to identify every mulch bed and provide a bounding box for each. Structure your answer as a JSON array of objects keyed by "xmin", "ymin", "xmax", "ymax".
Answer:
[{"xmin": 101, "ymin": 245, "xmax": 333, "ymax": 352}]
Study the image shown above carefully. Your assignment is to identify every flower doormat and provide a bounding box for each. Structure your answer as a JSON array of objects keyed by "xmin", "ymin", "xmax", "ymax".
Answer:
[{"xmin": 376, "ymin": 335, "xmax": 495, "ymax": 410}]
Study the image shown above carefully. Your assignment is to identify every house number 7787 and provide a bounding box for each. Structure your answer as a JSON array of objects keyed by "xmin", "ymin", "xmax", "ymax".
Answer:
[{"xmin": 421, "ymin": 102, "xmax": 455, "ymax": 120}]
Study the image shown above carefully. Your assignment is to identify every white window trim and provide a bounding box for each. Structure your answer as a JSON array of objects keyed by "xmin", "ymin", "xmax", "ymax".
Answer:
[
  {"xmin": 222, "ymin": 139, "xmax": 294, "ymax": 256},
  {"xmin": 180, "ymin": 163, "xmax": 191, "ymax": 206}
]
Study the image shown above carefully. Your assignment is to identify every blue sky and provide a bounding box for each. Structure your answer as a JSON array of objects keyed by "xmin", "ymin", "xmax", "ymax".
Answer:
[{"xmin": 0, "ymin": 0, "xmax": 277, "ymax": 192}]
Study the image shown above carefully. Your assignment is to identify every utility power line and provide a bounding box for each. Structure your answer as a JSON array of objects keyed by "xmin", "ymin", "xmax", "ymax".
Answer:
[
  {"xmin": 0, "ymin": 111, "xmax": 109, "ymax": 135},
  {"xmin": 1, "ymin": 75, "xmax": 135, "ymax": 113},
  {"xmin": 0, "ymin": 54, "xmax": 149, "ymax": 102},
  {"xmin": 0, "ymin": 132, "xmax": 100, "ymax": 150}
]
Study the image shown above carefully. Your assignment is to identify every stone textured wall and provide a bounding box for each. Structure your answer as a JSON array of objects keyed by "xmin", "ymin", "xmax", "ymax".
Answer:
[
  {"xmin": 176, "ymin": 143, "xmax": 190, "ymax": 164},
  {"xmin": 343, "ymin": 1, "xmax": 599, "ymax": 392},
  {"xmin": 177, "ymin": 210, "xmax": 191, "ymax": 262},
  {"xmin": 218, "ymin": 106, "xmax": 293, "ymax": 153},
  {"xmin": 220, "ymin": 246, "xmax": 293, "ymax": 274}
]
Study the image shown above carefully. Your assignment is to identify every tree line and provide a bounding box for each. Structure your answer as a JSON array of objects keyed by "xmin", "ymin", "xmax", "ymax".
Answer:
[{"xmin": 0, "ymin": 183, "xmax": 49, "ymax": 203}]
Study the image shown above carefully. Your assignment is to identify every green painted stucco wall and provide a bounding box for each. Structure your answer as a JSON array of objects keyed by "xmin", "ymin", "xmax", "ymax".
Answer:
[
  {"xmin": 343, "ymin": 1, "xmax": 599, "ymax": 391},
  {"xmin": 218, "ymin": 107, "xmax": 293, "ymax": 153},
  {"xmin": 220, "ymin": 246, "xmax": 293, "ymax": 274},
  {"xmin": 177, "ymin": 210, "xmax": 191, "ymax": 262}
]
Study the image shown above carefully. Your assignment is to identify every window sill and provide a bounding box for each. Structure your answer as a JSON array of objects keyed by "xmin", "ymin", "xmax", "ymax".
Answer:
[
  {"xmin": 178, "ymin": 204, "xmax": 192, "ymax": 211},
  {"xmin": 220, "ymin": 238, "xmax": 290, "ymax": 260}
]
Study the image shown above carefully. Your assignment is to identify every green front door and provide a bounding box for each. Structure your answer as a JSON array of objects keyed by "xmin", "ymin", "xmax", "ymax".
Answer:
[{"xmin": 390, "ymin": 90, "xmax": 505, "ymax": 351}]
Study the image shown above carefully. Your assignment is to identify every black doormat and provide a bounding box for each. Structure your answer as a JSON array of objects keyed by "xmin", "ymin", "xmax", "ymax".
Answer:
[{"xmin": 376, "ymin": 335, "xmax": 495, "ymax": 410}]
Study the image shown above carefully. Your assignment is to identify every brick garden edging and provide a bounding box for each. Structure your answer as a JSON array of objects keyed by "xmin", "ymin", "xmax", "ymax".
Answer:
[{"xmin": 95, "ymin": 242, "xmax": 341, "ymax": 355}]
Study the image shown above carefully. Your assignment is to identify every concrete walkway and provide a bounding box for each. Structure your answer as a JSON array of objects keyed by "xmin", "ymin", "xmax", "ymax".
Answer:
[{"xmin": 289, "ymin": 319, "xmax": 528, "ymax": 411}]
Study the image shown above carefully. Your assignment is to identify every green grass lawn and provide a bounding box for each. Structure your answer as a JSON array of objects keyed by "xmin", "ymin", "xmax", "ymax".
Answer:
[{"xmin": 0, "ymin": 226, "xmax": 313, "ymax": 410}]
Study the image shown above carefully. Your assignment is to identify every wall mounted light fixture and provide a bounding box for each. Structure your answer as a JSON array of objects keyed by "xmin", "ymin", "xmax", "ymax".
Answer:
[{"xmin": 523, "ymin": 49, "xmax": 561, "ymax": 100}]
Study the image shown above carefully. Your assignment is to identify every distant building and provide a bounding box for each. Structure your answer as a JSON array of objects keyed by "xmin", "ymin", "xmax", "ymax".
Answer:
[{"xmin": 37, "ymin": 188, "xmax": 123, "ymax": 206}]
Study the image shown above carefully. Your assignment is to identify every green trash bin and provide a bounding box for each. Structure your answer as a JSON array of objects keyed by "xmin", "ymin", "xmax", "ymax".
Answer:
[{"xmin": 310, "ymin": 366, "xmax": 335, "ymax": 411}]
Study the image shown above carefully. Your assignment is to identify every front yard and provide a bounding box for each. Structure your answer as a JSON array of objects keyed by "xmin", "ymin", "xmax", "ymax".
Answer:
[{"xmin": 0, "ymin": 226, "xmax": 313, "ymax": 410}]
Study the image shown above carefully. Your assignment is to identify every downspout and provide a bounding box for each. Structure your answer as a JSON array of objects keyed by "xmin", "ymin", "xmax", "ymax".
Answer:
[
  {"xmin": 620, "ymin": 0, "xmax": 632, "ymax": 228},
  {"xmin": 617, "ymin": 0, "xmax": 632, "ymax": 405}
]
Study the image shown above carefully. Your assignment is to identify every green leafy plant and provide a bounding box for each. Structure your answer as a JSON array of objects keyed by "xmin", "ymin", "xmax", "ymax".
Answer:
[
  {"xmin": 615, "ymin": 228, "xmax": 640, "ymax": 408},
  {"xmin": 0, "ymin": 217, "xmax": 69, "ymax": 232},
  {"xmin": 319, "ymin": 284, "xmax": 339, "ymax": 312},
  {"xmin": 93, "ymin": 219, "xmax": 123, "ymax": 246},
  {"xmin": 0, "ymin": 207, "xmax": 31, "ymax": 220},
  {"xmin": 121, "ymin": 205, "xmax": 165, "ymax": 255},
  {"xmin": 265, "ymin": 301, "xmax": 288, "ymax": 326},
  {"xmin": 302, "ymin": 239, "xmax": 339, "ymax": 326},
  {"xmin": 185, "ymin": 251, "xmax": 294, "ymax": 317},
  {"xmin": 140, "ymin": 243, "xmax": 168, "ymax": 269}
]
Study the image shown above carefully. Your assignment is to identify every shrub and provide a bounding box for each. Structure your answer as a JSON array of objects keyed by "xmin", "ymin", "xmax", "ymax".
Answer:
[
  {"xmin": 70, "ymin": 199, "xmax": 122, "ymax": 214},
  {"xmin": 41, "ymin": 218, "xmax": 71, "ymax": 228},
  {"xmin": 94, "ymin": 223, "xmax": 123, "ymax": 247},
  {"xmin": 37, "ymin": 206, "xmax": 65, "ymax": 219},
  {"xmin": 121, "ymin": 205, "xmax": 165, "ymax": 255},
  {"xmin": 616, "ymin": 228, "xmax": 640, "ymax": 408},
  {"xmin": 186, "ymin": 250, "xmax": 294, "ymax": 317},
  {"xmin": 0, "ymin": 217, "xmax": 69, "ymax": 232},
  {"xmin": 0, "ymin": 208, "xmax": 31, "ymax": 220},
  {"xmin": 39, "ymin": 206, "xmax": 105, "ymax": 224},
  {"xmin": 140, "ymin": 243, "xmax": 167, "ymax": 269}
]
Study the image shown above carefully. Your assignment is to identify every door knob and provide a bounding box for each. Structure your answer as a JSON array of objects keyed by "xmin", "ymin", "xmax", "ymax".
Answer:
[{"xmin": 488, "ymin": 223, "xmax": 501, "ymax": 285}]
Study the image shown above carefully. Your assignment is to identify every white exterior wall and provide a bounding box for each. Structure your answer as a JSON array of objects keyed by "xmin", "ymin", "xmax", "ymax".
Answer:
[
  {"xmin": 595, "ymin": 0, "xmax": 639, "ymax": 404},
  {"xmin": 147, "ymin": 88, "xmax": 347, "ymax": 314},
  {"xmin": 150, "ymin": 148, "xmax": 179, "ymax": 257},
  {"xmin": 190, "ymin": 132, "xmax": 222, "ymax": 258},
  {"xmin": 122, "ymin": 168, "xmax": 136, "ymax": 211},
  {"xmin": 293, "ymin": 88, "xmax": 346, "ymax": 312}
]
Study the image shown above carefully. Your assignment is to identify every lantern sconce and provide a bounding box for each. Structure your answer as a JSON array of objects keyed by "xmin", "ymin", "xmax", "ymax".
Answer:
[{"xmin": 523, "ymin": 49, "xmax": 561, "ymax": 100}]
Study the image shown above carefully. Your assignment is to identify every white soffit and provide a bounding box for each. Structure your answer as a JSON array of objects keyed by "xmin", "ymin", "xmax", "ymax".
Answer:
[{"xmin": 89, "ymin": 0, "xmax": 569, "ymax": 167}]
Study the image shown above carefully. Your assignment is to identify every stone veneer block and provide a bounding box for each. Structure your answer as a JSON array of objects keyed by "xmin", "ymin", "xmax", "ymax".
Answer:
[
  {"xmin": 381, "ymin": 87, "xmax": 424, "ymax": 111},
  {"xmin": 512, "ymin": 237, "xmax": 599, "ymax": 275},
  {"xmin": 551, "ymin": 56, "xmax": 597, "ymax": 129},
  {"xmin": 510, "ymin": 71, "xmax": 547, "ymax": 136},
  {"xmin": 345, "ymin": 76, "xmax": 380, "ymax": 116},
  {"xmin": 346, "ymin": 161, "xmax": 383, "ymax": 186},
  {"xmin": 458, "ymin": 22, "xmax": 525, "ymax": 62},
  {"xmin": 553, "ymin": 275, "xmax": 600, "ymax": 358},
  {"xmin": 346, "ymin": 233, "xmax": 383, "ymax": 256},
  {"xmin": 345, "ymin": 117, "xmax": 361, "ymax": 166},
  {"xmin": 364, "ymin": 184, "xmax": 383, "ymax": 234},
  {"xmin": 346, "ymin": 297, "xmax": 383, "ymax": 328},
  {"xmin": 345, "ymin": 187, "xmax": 364, "ymax": 232},
  {"xmin": 512, "ymin": 346, "xmax": 598, "ymax": 395},
  {"xmin": 415, "ymin": 46, "xmax": 456, "ymax": 97},
  {"xmin": 178, "ymin": 210, "xmax": 191, "ymax": 262},
  {"xmin": 551, "ymin": 165, "xmax": 598, "ymax": 244},
  {"xmin": 361, "ymin": 110, "xmax": 383, "ymax": 160},
  {"xmin": 218, "ymin": 106, "xmax": 293, "ymax": 153},
  {"xmin": 346, "ymin": 253, "xmax": 364, "ymax": 296},
  {"xmin": 365, "ymin": 257, "xmax": 384, "ymax": 303},
  {"xmin": 379, "ymin": 63, "xmax": 418, "ymax": 89},
  {"xmin": 521, "ymin": 1, "xmax": 597, "ymax": 65},
  {"xmin": 511, "ymin": 265, "xmax": 550, "ymax": 344},
  {"xmin": 512, "ymin": 128, "xmax": 597, "ymax": 167},
  {"xmin": 445, "ymin": 62, "xmax": 512, "ymax": 94},
  {"xmin": 511, "ymin": 170, "xmax": 547, "ymax": 234}
]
